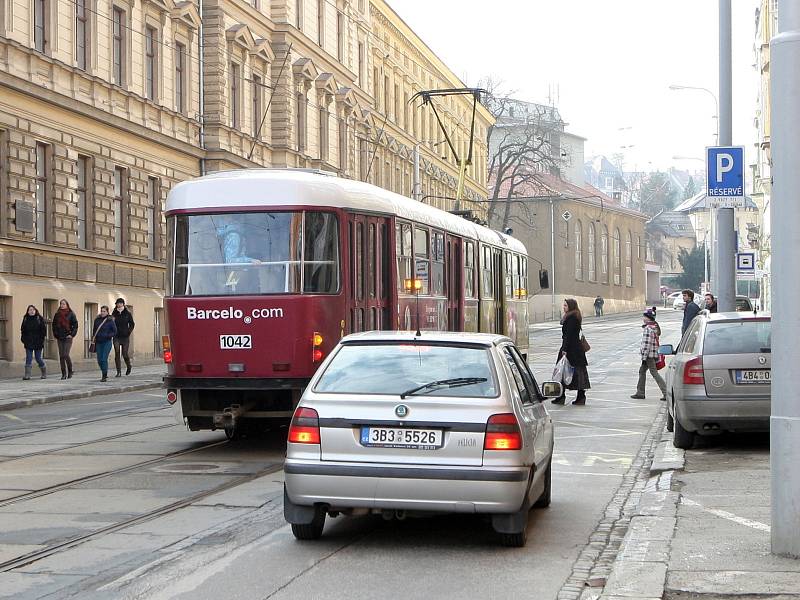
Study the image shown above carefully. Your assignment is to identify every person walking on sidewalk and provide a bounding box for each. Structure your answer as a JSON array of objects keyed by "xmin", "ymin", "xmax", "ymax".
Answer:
[
  {"xmin": 594, "ymin": 295, "xmax": 604, "ymax": 317},
  {"xmin": 52, "ymin": 299, "xmax": 78, "ymax": 380},
  {"xmin": 20, "ymin": 305, "xmax": 47, "ymax": 380},
  {"xmin": 631, "ymin": 309, "xmax": 667, "ymax": 401},
  {"xmin": 92, "ymin": 306, "xmax": 117, "ymax": 382},
  {"xmin": 552, "ymin": 298, "xmax": 591, "ymax": 406},
  {"xmin": 681, "ymin": 289, "xmax": 700, "ymax": 335},
  {"xmin": 112, "ymin": 298, "xmax": 135, "ymax": 377}
]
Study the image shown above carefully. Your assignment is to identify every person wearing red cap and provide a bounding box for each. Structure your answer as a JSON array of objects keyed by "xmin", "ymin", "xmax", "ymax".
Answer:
[{"xmin": 631, "ymin": 309, "xmax": 666, "ymax": 400}]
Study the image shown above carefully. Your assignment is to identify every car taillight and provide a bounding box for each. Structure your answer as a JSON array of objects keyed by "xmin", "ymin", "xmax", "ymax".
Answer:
[
  {"xmin": 288, "ymin": 407, "xmax": 321, "ymax": 444},
  {"xmin": 312, "ymin": 332, "xmax": 324, "ymax": 363},
  {"xmin": 162, "ymin": 335, "xmax": 172, "ymax": 364},
  {"xmin": 683, "ymin": 356, "xmax": 705, "ymax": 385},
  {"xmin": 484, "ymin": 413, "xmax": 522, "ymax": 450}
]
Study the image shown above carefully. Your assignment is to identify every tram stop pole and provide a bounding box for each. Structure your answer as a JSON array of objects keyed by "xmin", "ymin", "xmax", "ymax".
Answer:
[{"xmin": 770, "ymin": 0, "xmax": 800, "ymax": 558}]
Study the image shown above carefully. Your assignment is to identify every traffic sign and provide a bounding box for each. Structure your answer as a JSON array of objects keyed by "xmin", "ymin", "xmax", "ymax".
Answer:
[
  {"xmin": 737, "ymin": 252, "xmax": 755, "ymax": 271},
  {"xmin": 561, "ymin": 210, "xmax": 572, "ymax": 222},
  {"xmin": 707, "ymin": 146, "xmax": 746, "ymax": 208}
]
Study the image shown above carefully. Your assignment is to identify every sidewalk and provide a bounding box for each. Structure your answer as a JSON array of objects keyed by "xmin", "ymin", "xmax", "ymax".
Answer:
[
  {"xmin": 598, "ymin": 428, "xmax": 800, "ymax": 599},
  {"xmin": 0, "ymin": 364, "xmax": 165, "ymax": 412}
]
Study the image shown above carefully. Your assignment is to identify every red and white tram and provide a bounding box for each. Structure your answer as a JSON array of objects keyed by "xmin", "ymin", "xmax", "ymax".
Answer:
[{"xmin": 163, "ymin": 169, "xmax": 532, "ymax": 435}]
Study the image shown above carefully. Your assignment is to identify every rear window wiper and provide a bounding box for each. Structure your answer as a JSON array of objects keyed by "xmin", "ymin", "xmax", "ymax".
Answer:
[{"xmin": 400, "ymin": 377, "xmax": 487, "ymax": 399}]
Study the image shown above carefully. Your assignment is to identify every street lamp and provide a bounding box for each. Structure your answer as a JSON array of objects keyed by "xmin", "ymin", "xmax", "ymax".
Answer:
[{"xmin": 668, "ymin": 84, "xmax": 720, "ymax": 145}]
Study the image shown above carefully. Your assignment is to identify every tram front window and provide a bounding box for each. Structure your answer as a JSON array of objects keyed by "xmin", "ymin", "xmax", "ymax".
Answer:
[{"xmin": 171, "ymin": 211, "xmax": 339, "ymax": 296}]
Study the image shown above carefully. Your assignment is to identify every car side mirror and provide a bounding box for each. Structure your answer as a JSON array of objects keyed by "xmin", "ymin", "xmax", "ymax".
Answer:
[
  {"xmin": 658, "ymin": 344, "xmax": 675, "ymax": 356},
  {"xmin": 541, "ymin": 381, "xmax": 562, "ymax": 398}
]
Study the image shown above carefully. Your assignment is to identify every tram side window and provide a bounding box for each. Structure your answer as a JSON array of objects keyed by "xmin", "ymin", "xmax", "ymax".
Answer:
[
  {"xmin": 512, "ymin": 254, "xmax": 521, "ymax": 298},
  {"xmin": 396, "ymin": 222, "xmax": 412, "ymax": 292},
  {"xmin": 304, "ymin": 212, "xmax": 339, "ymax": 294},
  {"xmin": 480, "ymin": 245, "xmax": 494, "ymax": 298},
  {"xmin": 504, "ymin": 252, "xmax": 514, "ymax": 299},
  {"xmin": 464, "ymin": 241, "xmax": 476, "ymax": 298},
  {"xmin": 414, "ymin": 226, "xmax": 430, "ymax": 295},
  {"xmin": 368, "ymin": 223, "xmax": 376, "ymax": 298},
  {"xmin": 431, "ymin": 231, "xmax": 445, "ymax": 296}
]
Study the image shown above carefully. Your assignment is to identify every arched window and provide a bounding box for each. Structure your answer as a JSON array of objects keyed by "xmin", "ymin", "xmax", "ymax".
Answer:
[
  {"xmin": 613, "ymin": 228, "xmax": 621, "ymax": 285},
  {"xmin": 626, "ymin": 231, "xmax": 633, "ymax": 286},
  {"xmin": 601, "ymin": 225, "xmax": 609, "ymax": 283},
  {"xmin": 574, "ymin": 220, "xmax": 583, "ymax": 280},
  {"xmin": 588, "ymin": 222, "xmax": 596, "ymax": 282}
]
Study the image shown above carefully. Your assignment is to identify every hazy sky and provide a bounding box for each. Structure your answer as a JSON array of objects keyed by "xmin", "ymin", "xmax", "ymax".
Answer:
[{"xmin": 394, "ymin": 0, "xmax": 760, "ymax": 173}]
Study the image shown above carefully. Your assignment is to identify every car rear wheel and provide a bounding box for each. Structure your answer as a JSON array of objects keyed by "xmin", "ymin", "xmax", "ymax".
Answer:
[
  {"xmin": 499, "ymin": 527, "xmax": 527, "ymax": 548},
  {"xmin": 533, "ymin": 460, "xmax": 552, "ymax": 508},
  {"xmin": 290, "ymin": 506, "xmax": 326, "ymax": 540},
  {"xmin": 673, "ymin": 416, "xmax": 694, "ymax": 449}
]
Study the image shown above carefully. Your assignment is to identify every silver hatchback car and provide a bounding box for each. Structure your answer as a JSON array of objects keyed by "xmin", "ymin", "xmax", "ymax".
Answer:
[
  {"xmin": 660, "ymin": 312, "xmax": 771, "ymax": 449},
  {"xmin": 283, "ymin": 331, "xmax": 560, "ymax": 547}
]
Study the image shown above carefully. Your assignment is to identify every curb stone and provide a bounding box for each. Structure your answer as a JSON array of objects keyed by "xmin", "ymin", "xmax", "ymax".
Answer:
[
  {"xmin": 0, "ymin": 381, "xmax": 163, "ymax": 412},
  {"xmin": 555, "ymin": 403, "xmax": 669, "ymax": 600}
]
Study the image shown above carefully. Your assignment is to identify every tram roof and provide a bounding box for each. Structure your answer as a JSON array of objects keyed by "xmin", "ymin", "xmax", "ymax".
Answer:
[{"xmin": 166, "ymin": 169, "xmax": 527, "ymax": 254}]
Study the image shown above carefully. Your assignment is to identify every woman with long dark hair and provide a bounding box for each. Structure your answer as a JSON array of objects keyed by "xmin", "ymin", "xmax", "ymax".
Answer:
[
  {"xmin": 20, "ymin": 305, "xmax": 47, "ymax": 380},
  {"xmin": 92, "ymin": 305, "xmax": 117, "ymax": 382},
  {"xmin": 552, "ymin": 298, "xmax": 591, "ymax": 406},
  {"xmin": 52, "ymin": 299, "xmax": 79, "ymax": 380}
]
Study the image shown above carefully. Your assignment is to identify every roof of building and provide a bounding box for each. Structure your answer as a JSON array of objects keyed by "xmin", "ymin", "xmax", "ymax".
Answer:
[{"xmin": 647, "ymin": 210, "xmax": 696, "ymax": 238}]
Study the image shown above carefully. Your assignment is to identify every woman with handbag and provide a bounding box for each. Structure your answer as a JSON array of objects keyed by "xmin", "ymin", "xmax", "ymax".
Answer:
[
  {"xmin": 52, "ymin": 299, "xmax": 79, "ymax": 380},
  {"xmin": 91, "ymin": 306, "xmax": 117, "ymax": 382},
  {"xmin": 21, "ymin": 305, "xmax": 47, "ymax": 380},
  {"xmin": 552, "ymin": 298, "xmax": 591, "ymax": 406},
  {"xmin": 631, "ymin": 309, "xmax": 667, "ymax": 401}
]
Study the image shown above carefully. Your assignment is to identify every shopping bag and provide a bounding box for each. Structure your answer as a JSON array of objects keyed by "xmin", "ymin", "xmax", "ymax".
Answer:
[
  {"xmin": 552, "ymin": 355, "xmax": 574, "ymax": 385},
  {"xmin": 655, "ymin": 336, "xmax": 666, "ymax": 370}
]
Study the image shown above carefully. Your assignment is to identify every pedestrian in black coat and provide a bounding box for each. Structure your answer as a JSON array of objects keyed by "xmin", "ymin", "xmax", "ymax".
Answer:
[
  {"xmin": 681, "ymin": 289, "xmax": 701, "ymax": 334},
  {"xmin": 52, "ymin": 299, "xmax": 79, "ymax": 379},
  {"xmin": 20, "ymin": 305, "xmax": 47, "ymax": 380},
  {"xmin": 552, "ymin": 298, "xmax": 591, "ymax": 406},
  {"xmin": 112, "ymin": 298, "xmax": 135, "ymax": 376}
]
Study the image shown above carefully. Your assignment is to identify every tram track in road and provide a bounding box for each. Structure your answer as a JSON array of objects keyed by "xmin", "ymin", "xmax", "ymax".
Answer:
[{"xmin": 0, "ymin": 461, "xmax": 284, "ymax": 574}]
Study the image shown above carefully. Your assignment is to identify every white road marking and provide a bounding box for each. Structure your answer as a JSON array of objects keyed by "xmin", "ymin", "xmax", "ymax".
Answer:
[
  {"xmin": 555, "ymin": 432, "xmax": 643, "ymax": 440},
  {"xmin": 681, "ymin": 497, "xmax": 770, "ymax": 532},
  {"xmin": 553, "ymin": 471, "xmax": 624, "ymax": 477},
  {"xmin": 556, "ymin": 420, "xmax": 643, "ymax": 435},
  {"xmin": 557, "ymin": 449, "xmax": 635, "ymax": 457},
  {"xmin": 582, "ymin": 455, "xmax": 632, "ymax": 468},
  {"xmin": 1, "ymin": 414, "xmax": 23, "ymax": 422}
]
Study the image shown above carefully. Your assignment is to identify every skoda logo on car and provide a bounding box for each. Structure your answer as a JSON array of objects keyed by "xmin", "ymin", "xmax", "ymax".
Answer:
[
  {"xmin": 395, "ymin": 404, "xmax": 409, "ymax": 418},
  {"xmin": 758, "ymin": 356, "xmax": 767, "ymax": 365}
]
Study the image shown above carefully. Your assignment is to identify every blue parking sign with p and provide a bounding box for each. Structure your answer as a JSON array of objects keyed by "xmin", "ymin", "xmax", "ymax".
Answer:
[{"xmin": 707, "ymin": 146, "xmax": 744, "ymax": 197}]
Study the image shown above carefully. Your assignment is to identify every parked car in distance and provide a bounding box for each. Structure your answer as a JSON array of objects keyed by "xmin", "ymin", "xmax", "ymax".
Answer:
[
  {"xmin": 283, "ymin": 331, "xmax": 561, "ymax": 547},
  {"xmin": 735, "ymin": 296, "xmax": 754, "ymax": 312},
  {"xmin": 659, "ymin": 312, "xmax": 771, "ymax": 449}
]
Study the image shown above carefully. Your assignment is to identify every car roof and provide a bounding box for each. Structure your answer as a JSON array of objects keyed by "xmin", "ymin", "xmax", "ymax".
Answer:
[
  {"xmin": 702, "ymin": 311, "xmax": 771, "ymax": 322},
  {"xmin": 338, "ymin": 330, "xmax": 513, "ymax": 347}
]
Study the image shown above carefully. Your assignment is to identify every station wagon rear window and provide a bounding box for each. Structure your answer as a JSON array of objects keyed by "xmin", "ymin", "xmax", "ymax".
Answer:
[
  {"xmin": 169, "ymin": 211, "xmax": 339, "ymax": 296},
  {"xmin": 314, "ymin": 343, "xmax": 499, "ymax": 397},
  {"xmin": 702, "ymin": 320, "xmax": 771, "ymax": 356}
]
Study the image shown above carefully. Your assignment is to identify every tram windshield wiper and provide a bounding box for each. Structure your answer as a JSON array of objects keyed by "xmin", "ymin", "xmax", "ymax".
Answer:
[{"xmin": 400, "ymin": 377, "xmax": 487, "ymax": 399}]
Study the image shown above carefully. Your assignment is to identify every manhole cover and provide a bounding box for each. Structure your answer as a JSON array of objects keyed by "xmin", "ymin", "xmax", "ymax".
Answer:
[{"xmin": 151, "ymin": 462, "xmax": 227, "ymax": 474}]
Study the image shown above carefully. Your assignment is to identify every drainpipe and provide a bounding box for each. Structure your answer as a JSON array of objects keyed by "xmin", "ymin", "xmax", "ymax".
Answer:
[{"xmin": 198, "ymin": 0, "xmax": 206, "ymax": 175}]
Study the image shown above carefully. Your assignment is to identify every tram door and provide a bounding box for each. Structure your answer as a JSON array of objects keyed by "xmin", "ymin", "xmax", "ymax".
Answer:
[
  {"xmin": 493, "ymin": 248, "xmax": 505, "ymax": 334},
  {"xmin": 347, "ymin": 214, "xmax": 392, "ymax": 333},
  {"xmin": 445, "ymin": 235, "xmax": 463, "ymax": 331}
]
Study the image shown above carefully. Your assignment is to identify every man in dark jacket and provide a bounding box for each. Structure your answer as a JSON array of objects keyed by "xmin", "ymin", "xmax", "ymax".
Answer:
[
  {"xmin": 112, "ymin": 298, "xmax": 135, "ymax": 376},
  {"xmin": 682, "ymin": 289, "xmax": 701, "ymax": 334}
]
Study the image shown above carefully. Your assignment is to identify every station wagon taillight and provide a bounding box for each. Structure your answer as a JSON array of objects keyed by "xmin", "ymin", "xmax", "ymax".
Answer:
[
  {"xmin": 484, "ymin": 413, "xmax": 522, "ymax": 450},
  {"xmin": 683, "ymin": 356, "xmax": 705, "ymax": 385},
  {"xmin": 288, "ymin": 407, "xmax": 321, "ymax": 444}
]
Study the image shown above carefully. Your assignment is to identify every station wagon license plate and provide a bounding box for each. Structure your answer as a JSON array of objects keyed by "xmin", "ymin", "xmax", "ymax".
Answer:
[
  {"xmin": 735, "ymin": 369, "xmax": 770, "ymax": 384},
  {"xmin": 360, "ymin": 427, "xmax": 443, "ymax": 449},
  {"xmin": 219, "ymin": 334, "xmax": 252, "ymax": 349}
]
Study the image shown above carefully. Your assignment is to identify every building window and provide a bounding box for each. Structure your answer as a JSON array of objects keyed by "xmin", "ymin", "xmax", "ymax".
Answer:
[
  {"xmin": 296, "ymin": 0, "xmax": 303, "ymax": 29},
  {"xmin": 0, "ymin": 296, "xmax": 10, "ymax": 360},
  {"xmin": 153, "ymin": 307, "xmax": 163, "ymax": 357},
  {"xmin": 252, "ymin": 74, "xmax": 263, "ymax": 138},
  {"xmin": 613, "ymin": 228, "xmax": 621, "ymax": 285},
  {"xmin": 394, "ymin": 84, "xmax": 400, "ymax": 125},
  {"xmin": 358, "ymin": 41, "xmax": 365, "ymax": 84},
  {"xmin": 337, "ymin": 10, "xmax": 345, "ymax": 61},
  {"xmin": 42, "ymin": 298, "xmax": 58, "ymax": 359},
  {"xmin": 230, "ymin": 62, "xmax": 240, "ymax": 128},
  {"xmin": 637, "ymin": 235, "xmax": 642, "ymax": 260},
  {"xmin": 147, "ymin": 176, "xmax": 159, "ymax": 260},
  {"xmin": 145, "ymin": 26, "xmax": 157, "ymax": 101},
  {"xmin": 384, "ymin": 75, "xmax": 390, "ymax": 116},
  {"xmin": 601, "ymin": 226, "xmax": 608, "ymax": 283},
  {"xmin": 113, "ymin": 166, "xmax": 128, "ymax": 255},
  {"xmin": 175, "ymin": 42, "xmax": 186, "ymax": 113},
  {"xmin": 317, "ymin": 0, "xmax": 324, "ymax": 47},
  {"xmin": 83, "ymin": 302, "xmax": 97, "ymax": 358},
  {"xmin": 574, "ymin": 220, "xmax": 583, "ymax": 281},
  {"xmin": 76, "ymin": 0, "xmax": 88, "ymax": 69},
  {"xmin": 604, "ymin": 175, "xmax": 613, "ymax": 189},
  {"xmin": 296, "ymin": 90, "xmax": 306, "ymax": 152},
  {"xmin": 372, "ymin": 67, "xmax": 379, "ymax": 107},
  {"xmin": 626, "ymin": 231, "xmax": 633, "ymax": 287},
  {"xmin": 588, "ymin": 223, "xmax": 596, "ymax": 282},
  {"xmin": 34, "ymin": 0, "xmax": 47, "ymax": 53},
  {"xmin": 112, "ymin": 7, "xmax": 126, "ymax": 86},
  {"xmin": 339, "ymin": 117, "xmax": 348, "ymax": 172},
  {"xmin": 35, "ymin": 142, "xmax": 50, "ymax": 243},
  {"xmin": 77, "ymin": 155, "xmax": 92, "ymax": 249},
  {"xmin": 319, "ymin": 105, "xmax": 329, "ymax": 161}
]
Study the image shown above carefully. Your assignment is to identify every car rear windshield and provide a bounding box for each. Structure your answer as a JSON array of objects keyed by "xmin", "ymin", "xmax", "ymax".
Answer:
[
  {"xmin": 703, "ymin": 320, "xmax": 771, "ymax": 356},
  {"xmin": 313, "ymin": 343, "xmax": 499, "ymax": 397}
]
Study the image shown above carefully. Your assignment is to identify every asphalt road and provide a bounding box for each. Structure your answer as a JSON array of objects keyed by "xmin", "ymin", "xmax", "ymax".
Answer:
[{"xmin": 0, "ymin": 312, "xmax": 684, "ymax": 600}]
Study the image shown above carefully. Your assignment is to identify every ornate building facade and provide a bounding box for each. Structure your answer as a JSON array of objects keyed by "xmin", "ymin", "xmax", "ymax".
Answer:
[{"xmin": 0, "ymin": 0, "xmax": 493, "ymax": 373}]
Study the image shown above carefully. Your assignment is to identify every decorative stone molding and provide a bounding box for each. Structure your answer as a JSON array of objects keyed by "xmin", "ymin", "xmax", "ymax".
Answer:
[
  {"xmin": 171, "ymin": 1, "xmax": 200, "ymax": 29},
  {"xmin": 226, "ymin": 24, "xmax": 257, "ymax": 51},
  {"xmin": 251, "ymin": 38, "xmax": 274, "ymax": 63},
  {"xmin": 292, "ymin": 58, "xmax": 319, "ymax": 83}
]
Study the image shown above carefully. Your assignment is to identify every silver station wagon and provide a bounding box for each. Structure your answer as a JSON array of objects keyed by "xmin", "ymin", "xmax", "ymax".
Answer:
[
  {"xmin": 283, "ymin": 331, "xmax": 560, "ymax": 547},
  {"xmin": 660, "ymin": 312, "xmax": 771, "ymax": 449}
]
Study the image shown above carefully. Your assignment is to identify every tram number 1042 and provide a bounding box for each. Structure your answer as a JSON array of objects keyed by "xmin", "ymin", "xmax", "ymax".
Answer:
[{"xmin": 219, "ymin": 334, "xmax": 253, "ymax": 350}]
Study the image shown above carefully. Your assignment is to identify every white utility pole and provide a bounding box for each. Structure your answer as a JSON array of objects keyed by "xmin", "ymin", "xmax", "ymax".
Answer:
[
  {"xmin": 412, "ymin": 144, "xmax": 422, "ymax": 201},
  {"xmin": 770, "ymin": 0, "xmax": 800, "ymax": 558},
  {"xmin": 550, "ymin": 198, "xmax": 556, "ymax": 321},
  {"xmin": 715, "ymin": 0, "xmax": 736, "ymax": 312}
]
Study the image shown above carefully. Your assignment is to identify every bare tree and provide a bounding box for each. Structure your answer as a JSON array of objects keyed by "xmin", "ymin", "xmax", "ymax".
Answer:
[{"xmin": 480, "ymin": 79, "xmax": 565, "ymax": 230}]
